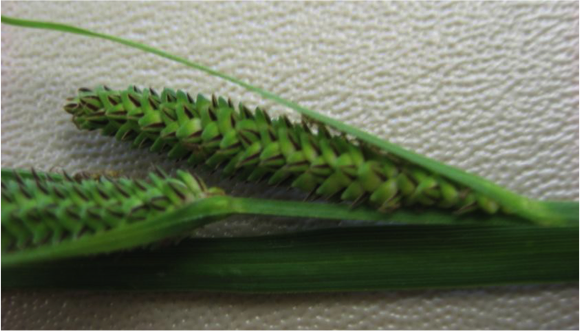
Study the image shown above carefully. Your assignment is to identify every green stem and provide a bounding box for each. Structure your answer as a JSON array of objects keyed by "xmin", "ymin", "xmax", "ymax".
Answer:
[
  {"xmin": 230, "ymin": 197, "xmax": 532, "ymax": 226},
  {"xmin": 3, "ymin": 225, "xmax": 577, "ymax": 292}
]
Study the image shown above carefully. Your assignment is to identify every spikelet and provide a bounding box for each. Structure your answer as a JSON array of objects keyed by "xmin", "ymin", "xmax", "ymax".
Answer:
[
  {"xmin": 65, "ymin": 86, "xmax": 502, "ymax": 214},
  {"xmin": 1, "ymin": 168, "xmax": 222, "ymax": 253}
]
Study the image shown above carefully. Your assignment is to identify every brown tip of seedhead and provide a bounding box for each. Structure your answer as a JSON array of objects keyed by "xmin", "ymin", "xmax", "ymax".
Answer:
[
  {"xmin": 129, "ymin": 204, "xmax": 148, "ymax": 216},
  {"xmin": 65, "ymin": 207, "xmax": 81, "ymax": 221},
  {"xmin": 154, "ymin": 166, "xmax": 168, "ymax": 179},
  {"xmin": 96, "ymin": 186, "xmax": 110, "ymax": 200},
  {"xmin": 58, "ymin": 231, "xmax": 69, "ymax": 243},
  {"xmin": 183, "ymin": 105, "xmax": 194, "ymax": 118},
  {"xmin": 30, "ymin": 167, "xmax": 40, "ymax": 180},
  {"xmin": 64, "ymin": 103, "xmax": 80, "ymax": 114},
  {"xmin": 350, "ymin": 193, "xmax": 369, "ymax": 209},
  {"xmin": 241, "ymin": 105, "xmax": 252, "ymax": 118},
  {"xmin": 303, "ymin": 186, "xmax": 320, "ymax": 202},
  {"xmin": 106, "ymin": 207, "xmax": 125, "ymax": 218},
  {"xmin": 70, "ymin": 118, "xmax": 82, "ymax": 130},
  {"xmin": 208, "ymin": 107, "xmax": 217, "ymax": 121},
  {"xmin": 263, "ymin": 110, "xmax": 272, "ymax": 124},
  {"xmin": 111, "ymin": 110, "xmax": 128, "ymax": 117},
  {"xmin": 110, "ymin": 179, "xmax": 130, "ymax": 198},
  {"xmin": 288, "ymin": 134, "xmax": 300, "ymax": 150},
  {"xmin": 134, "ymin": 179, "xmax": 147, "ymax": 192},
  {"xmin": 19, "ymin": 185, "xmax": 32, "ymax": 199},
  {"xmin": 48, "ymin": 167, "xmax": 59, "ymax": 180},
  {"xmin": 88, "ymin": 110, "xmax": 107, "ymax": 118},
  {"xmin": 53, "ymin": 186, "xmax": 66, "ymax": 199},
  {"xmin": 236, "ymin": 153, "xmax": 260, "ymax": 168},
  {"xmin": 238, "ymin": 132, "xmax": 252, "ymax": 146},
  {"xmin": 267, "ymin": 127, "xmax": 276, "ymax": 141},
  {"xmin": 128, "ymin": 93, "xmax": 142, "ymax": 107},
  {"xmin": 162, "ymin": 107, "xmax": 176, "ymax": 121},
  {"xmin": 186, "ymin": 92, "xmax": 194, "ymax": 104},
  {"xmin": 138, "ymin": 138, "xmax": 150, "ymax": 149},
  {"xmin": 189, "ymin": 172, "xmax": 207, "ymax": 191},
  {"xmin": 72, "ymin": 185, "xmax": 89, "ymax": 201},
  {"xmin": 454, "ymin": 203, "xmax": 477, "ymax": 215},
  {"xmin": 84, "ymin": 102, "xmax": 100, "ymax": 112},
  {"xmin": 281, "ymin": 115, "xmax": 292, "ymax": 127},
  {"xmin": 150, "ymin": 87, "xmax": 159, "ymax": 97},
  {"xmin": 13, "ymin": 171, "xmax": 24, "ymax": 185},
  {"xmin": 63, "ymin": 170, "xmax": 75, "ymax": 182},
  {"xmin": 148, "ymin": 196, "xmax": 170, "ymax": 211},
  {"xmin": 79, "ymin": 87, "xmax": 92, "ymax": 93},
  {"xmin": 77, "ymin": 225, "xmax": 90, "ymax": 238},
  {"xmin": 168, "ymin": 182, "xmax": 186, "ymax": 201},
  {"xmin": 143, "ymin": 122, "xmax": 166, "ymax": 130},
  {"xmin": 327, "ymin": 188, "xmax": 346, "ymax": 203},
  {"xmin": 132, "ymin": 86, "xmax": 142, "ymax": 93},
  {"xmin": 103, "ymin": 85, "xmax": 112, "ymax": 91},
  {"xmin": 87, "ymin": 208, "xmax": 102, "ymax": 220},
  {"xmin": 73, "ymin": 172, "xmax": 86, "ymax": 183},
  {"xmin": 318, "ymin": 124, "xmax": 330, "ymax": 138},
  {"xmin": 36, "ymin": 181, "xmax": 49, "ymax": 195},
  {"xmin": 301, "ymin": 121, "xmax": 311, "ymax": 133},
  {"xmin": 27, "ymin": 208, "xmax": 42, "ymax": 223},
  {"xmin": 121, "ymin": 130, "xmax": 134, "ymax": 141},
  {"xmin": 148, "ymin": 96, "xmax": 159, "ymax": 110},
  {"xmin": 107, "ymin": 95, "xmax": 119, "ymax": 106}
]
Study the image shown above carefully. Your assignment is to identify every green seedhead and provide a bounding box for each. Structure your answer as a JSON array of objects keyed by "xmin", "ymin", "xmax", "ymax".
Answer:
[
  {"xmin": 65, "ymin": 86, "xmax": 504, "ymax": 215},
  {"xmin": 1, "ymin": 168, "xmax": 224, "ymax": 261},
  {"xmin": 2, "ymin": 15, "xmax": 577, "ymax": 225},
  {"xmin": 4, "ymin": 167, "xmax": 440, "ymax": 266}
]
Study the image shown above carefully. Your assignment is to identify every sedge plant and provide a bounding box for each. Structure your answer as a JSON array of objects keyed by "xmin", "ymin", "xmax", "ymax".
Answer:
[{"xmin": 1, "ymin": 15, "xmax": 578, "ymax": 291}]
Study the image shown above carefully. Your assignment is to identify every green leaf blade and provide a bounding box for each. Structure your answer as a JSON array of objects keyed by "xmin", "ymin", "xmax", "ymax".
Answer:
[{"xmin": 3, "ymin": 225, "xmax": 577, "ymax": 292}]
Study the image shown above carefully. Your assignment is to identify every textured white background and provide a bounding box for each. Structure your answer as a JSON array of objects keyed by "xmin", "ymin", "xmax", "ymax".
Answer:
[{"xmin": 1, "ymin": 1, "xmax": 578, "ymax": 329}]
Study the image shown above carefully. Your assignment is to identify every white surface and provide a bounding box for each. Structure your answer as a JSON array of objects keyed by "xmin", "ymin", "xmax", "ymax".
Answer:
[{"xmin": 1, "ymin": 2, "xmax": 578, "ymax": 329}]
